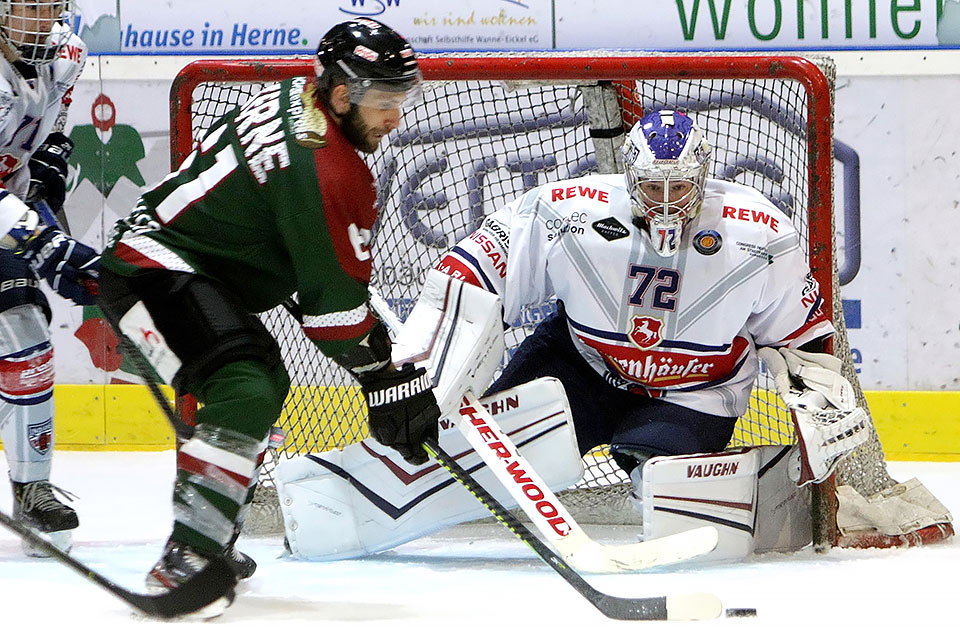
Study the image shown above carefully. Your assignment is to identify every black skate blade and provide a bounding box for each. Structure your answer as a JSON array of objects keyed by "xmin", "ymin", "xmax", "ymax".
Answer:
[{"xmin": 131, "ymin": 556, "xmax": 238, "ymax": 619}]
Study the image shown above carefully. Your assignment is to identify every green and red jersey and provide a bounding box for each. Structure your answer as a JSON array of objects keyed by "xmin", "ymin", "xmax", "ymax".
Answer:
[{"xmin": 102, "ymin": 77, "xmax": 380, "ymax": 357}]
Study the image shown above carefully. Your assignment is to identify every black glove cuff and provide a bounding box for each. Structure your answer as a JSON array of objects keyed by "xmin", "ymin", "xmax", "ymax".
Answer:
[
  {"xmin": 36, "ymin": 131, "xmax": 74, "ymax": 158},
  {"xmin": 333, "ymin": 320, "xmax": 392, "ymax": 377}
]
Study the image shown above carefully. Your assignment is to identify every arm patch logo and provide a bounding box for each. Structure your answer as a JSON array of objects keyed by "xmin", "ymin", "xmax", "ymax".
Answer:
[{"xmin": 693, "ymin": 229, "xmax": 722, "ymax": 255}]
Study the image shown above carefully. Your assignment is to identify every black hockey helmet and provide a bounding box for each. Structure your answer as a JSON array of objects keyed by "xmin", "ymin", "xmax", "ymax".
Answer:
[{"xmin": 314, "ymin": 18, "xmax": 422, "ymax": 109}]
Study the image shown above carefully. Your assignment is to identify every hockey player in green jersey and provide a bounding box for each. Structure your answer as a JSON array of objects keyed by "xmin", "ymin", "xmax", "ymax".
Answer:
[{"xmin": 97, "ymin": 18, "xmax": 439, "ymax": 616}]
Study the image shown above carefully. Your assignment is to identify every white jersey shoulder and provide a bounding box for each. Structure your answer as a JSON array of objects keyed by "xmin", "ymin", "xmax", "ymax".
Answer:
[{"xmin": 51, "ymin": 31, "xmax": 87, "ymax": 95}]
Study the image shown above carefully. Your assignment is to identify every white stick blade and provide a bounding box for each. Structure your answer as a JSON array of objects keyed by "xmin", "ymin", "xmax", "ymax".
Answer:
[
  {"xmin": 562, "ymin": 525, "xmax": 719, "ymax": 573},
  {"xmin": 665, "ymin": 593, "xmax": 724, "ymax": 620}
]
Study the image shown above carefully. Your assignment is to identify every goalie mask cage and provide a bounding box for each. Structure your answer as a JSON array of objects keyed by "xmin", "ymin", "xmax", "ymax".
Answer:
[{"xmin": 169, "ymin": 53, "xmax": 935, "ymax": 549}]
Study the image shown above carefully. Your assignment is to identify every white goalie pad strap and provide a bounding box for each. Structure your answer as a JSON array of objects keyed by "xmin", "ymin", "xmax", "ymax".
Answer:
[
  {"xmin": 390, "ymin": 270, "xmax": 505, "ymax": 416},
  {"xmin": 117, "ymin": 301, "xmax": 182, "ymax": 385},
  {"xmin": 277, "ymin": 377, "xmax": 583, "ymax": 560},
  {"xmin": 837, "ymin": 478, "xmax": 953, "ymax": 537},
  {"xmin": 642, "ymin": 448, "xmax": 759, "ymax": 561}
]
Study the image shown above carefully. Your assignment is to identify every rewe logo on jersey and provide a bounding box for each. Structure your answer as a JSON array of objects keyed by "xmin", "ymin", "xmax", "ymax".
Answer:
[{"xmin": 628, "ymin": 316, "xmax": 664, "ymax": 350}]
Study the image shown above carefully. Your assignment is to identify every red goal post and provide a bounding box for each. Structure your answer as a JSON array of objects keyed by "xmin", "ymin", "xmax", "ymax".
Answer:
[{"xmin": 168, "ymin": 53, "xmax": 929, "ymax": 549}]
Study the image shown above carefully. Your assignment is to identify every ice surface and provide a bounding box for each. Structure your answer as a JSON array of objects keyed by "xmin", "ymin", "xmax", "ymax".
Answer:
[{"xmin": 1, "ymin": 451, "xmax": 957, "ymax": 638}]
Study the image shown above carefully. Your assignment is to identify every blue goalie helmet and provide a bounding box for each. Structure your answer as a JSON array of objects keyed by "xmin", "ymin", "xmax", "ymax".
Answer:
[{"xmin": 621, "ymin": 110, "xmax": 712, "ymax": 257}]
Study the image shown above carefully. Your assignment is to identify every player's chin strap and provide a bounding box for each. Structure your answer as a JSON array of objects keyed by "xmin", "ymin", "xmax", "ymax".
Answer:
[
  {"xmin": 370, "ymin": 272, "xmax": 719, "ymax": 573},
  {"xmin": 758, "ymin": 346, "xmax": 870, "ymax": 487}
]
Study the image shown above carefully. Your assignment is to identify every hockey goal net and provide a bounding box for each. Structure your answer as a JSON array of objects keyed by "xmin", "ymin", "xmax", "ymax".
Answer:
[{"xmin": 170, "ymin": 53, "xmax": 949, "ymax": 549}]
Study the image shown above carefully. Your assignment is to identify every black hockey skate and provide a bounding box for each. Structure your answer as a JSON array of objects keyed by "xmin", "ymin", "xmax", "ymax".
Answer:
[
  {"xmin": 146, "ymin": 539, "xmax": 236, "ymax": 619},
  {"xmin": 224, "ymin": 541, "xmax": 257, "ymax": 580},
  {"xmin": 12, "ymin": 480, "xmax": 79, "ymax": 557},
  {"xmin": 223, "ymin": 518, "xmax": 257, "ymax": 579}
]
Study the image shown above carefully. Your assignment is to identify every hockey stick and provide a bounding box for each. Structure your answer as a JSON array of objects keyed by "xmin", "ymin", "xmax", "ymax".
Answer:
[
  {"xmin": 456, "ymin": 388, "xmax": 719, "ymax": 571},
  {"xmin": 421, "ymin": 438, "xmax": 722, "ymax": 620},
  {"xmin": 276, "ymin": 293, "xmax": 720, "ymax": 617},
  {"xmin": 0, "ymin": 508, "xmax": 236, "ymax": 619},
  {"xmin": 367, "ymin": 287, "xmax": 719, "ymax": 572},
  {"xmin": 26, "ymin": 303, "xmax": 242, "ymax": 617}
]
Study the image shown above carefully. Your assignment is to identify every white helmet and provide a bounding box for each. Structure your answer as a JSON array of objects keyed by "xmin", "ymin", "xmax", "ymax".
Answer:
[
  {"xmin": 622, "ymin": 110, "xmax": 711, "ymax": 257},
  {"xmin": 0, "ymin": 1, "xmax": 74, "ymax": 66}
]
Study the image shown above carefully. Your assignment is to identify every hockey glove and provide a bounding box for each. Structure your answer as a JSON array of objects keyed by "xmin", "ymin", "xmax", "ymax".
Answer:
[
  {"xmin": 359, "ymin": 362, "xmax": 440, "ymax": 466},
  {"xmin": 22, "ymin": 226, "xmax": 100, "ymax": 306},
  {"xmin": 26, "ymin": 132, "xmax": 74, "ymax": 212},
  {"xmin": 759, "ymin": 347, "xmax": 870, "ymax": 486}
]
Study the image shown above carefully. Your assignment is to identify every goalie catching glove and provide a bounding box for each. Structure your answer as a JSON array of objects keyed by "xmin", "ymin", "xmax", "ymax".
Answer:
[
  {"xmin": 357, "ymin": 362, "xmax": 440, "ymax": 466},
  {"xmin": 758, "ymin": 347, "xmax": 870, "ymax": 487}
]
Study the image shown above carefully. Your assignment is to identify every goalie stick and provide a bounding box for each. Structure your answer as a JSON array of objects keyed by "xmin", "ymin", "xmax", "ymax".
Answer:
[
  {"xmin": 0, "ymin": 508, "xmax": 236, "ymax": 619},
  {"xmin": 367, "ymin": 286, "xmax": 719, "ymax": 572},
  {"xmin": 421, "ymin": 438, "xmax": 722, "ymax": 620}
]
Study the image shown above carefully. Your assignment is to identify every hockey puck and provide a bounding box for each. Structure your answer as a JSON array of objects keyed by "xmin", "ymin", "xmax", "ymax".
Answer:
[{"xmin": 725, "ymin": 608, "xmax": 758, "ymax": 618}]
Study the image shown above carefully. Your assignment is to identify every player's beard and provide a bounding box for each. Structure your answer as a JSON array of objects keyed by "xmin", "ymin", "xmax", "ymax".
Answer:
[{"xmin": 341, "ymin": 105, "xmax": 382, "ymax": 154}]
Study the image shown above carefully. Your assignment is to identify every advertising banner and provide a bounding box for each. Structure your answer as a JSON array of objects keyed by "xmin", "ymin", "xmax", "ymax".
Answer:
[
  {"xmin": 77, "ymin": 0, "xmax": 551, "ymax": 54},
  {"xmin": 74, "ymin": 0, "xmax": 960, "ymax": 54},
  {"xmin": 555, "ymin": 0, "xmax": 943, "ymax": 50}
]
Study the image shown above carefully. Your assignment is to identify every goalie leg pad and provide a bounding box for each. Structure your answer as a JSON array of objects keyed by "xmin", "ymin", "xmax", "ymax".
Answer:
[
  {"xmin": 278, "ymin": 377, "xmax": 583, "ymax": 560},
  {"xmin": 837, "ymin": 478, "xmax": 954, "ymax": 544},
  {"xmin": 641, "ymin": 446, "xmax": 813, "ymax": 559},
  {"xmin": 754, "ymin": 445, "xmax": 812, "ymax": 553},
  {"xmin": 641, "ymin": 448, "xmax": 760, "ymax": 561}
]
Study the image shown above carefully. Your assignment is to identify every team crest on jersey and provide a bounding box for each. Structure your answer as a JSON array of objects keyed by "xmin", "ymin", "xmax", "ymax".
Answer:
[
  {"xmin": 28, "ymin": 419, "xmax": 53, "ymax": 455},
  {"xmin": 628, "ymin": 316, "xmax": 664, "ymax": 350},
  {"xmin": 693, "ymin": 230, "xmax": 722, "ymax": 255},
  {"xmin": 295, "ymin": 81, "xmax": 328, "ymax": 148},
  {"xmin": 592, "ymin": 217, "xmax": 630, "ymax": 242},
  {"xmin": 0, "ymin": 153, "xmax": 21, "ymax": 178}
]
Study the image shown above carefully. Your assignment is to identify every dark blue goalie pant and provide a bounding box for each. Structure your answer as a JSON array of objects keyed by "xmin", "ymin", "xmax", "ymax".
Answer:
[{"xmin": 485, "ymin": 305, "xmax": 737, "ymax": 475}]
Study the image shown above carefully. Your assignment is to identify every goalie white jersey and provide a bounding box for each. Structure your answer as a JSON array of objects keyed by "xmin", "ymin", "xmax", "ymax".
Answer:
[{"xmin": 436, "ymin": 176, "xmax": 833, "ymax": 418}]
